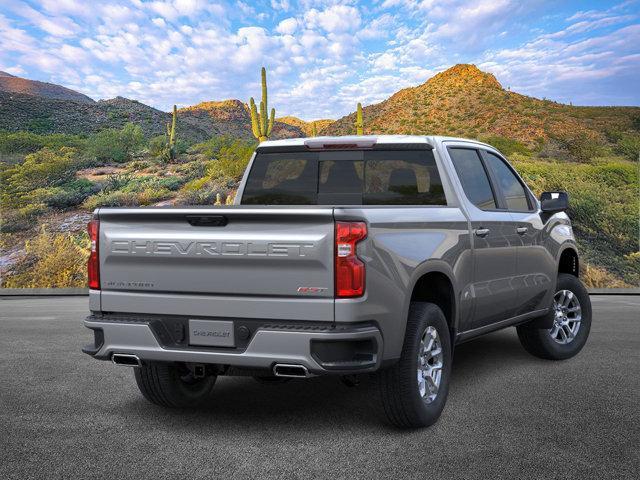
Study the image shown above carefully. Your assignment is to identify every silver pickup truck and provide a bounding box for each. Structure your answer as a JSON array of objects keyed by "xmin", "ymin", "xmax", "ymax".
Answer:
[{"xmin": 83, "ymin": 135, "xmax": 592, "ymax": 428}]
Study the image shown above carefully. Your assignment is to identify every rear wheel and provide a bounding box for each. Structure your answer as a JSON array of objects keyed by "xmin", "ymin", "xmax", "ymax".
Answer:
[
  {"xmin": 378, "ymin": 302, "xmax": 452, "ymax": 428},
  {"xmin": 134, "ymin": 362, "xmax": 217, "ymax": 408},
  {"xmin": 517, "ymin": 273, "xmax": 592, "ymax": 360}
]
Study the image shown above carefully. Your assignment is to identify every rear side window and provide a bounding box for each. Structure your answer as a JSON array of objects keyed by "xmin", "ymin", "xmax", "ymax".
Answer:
[
  {"xmin": 448, "ymin": 148, "xmax": 497, "ymax": 210},
  {"xmin": 242, "ymin": 150, "xmax": 446, "ymax": 205},
  {"xmin": 483, "ymin": 152, "xmax": 531, "ymax": 211}
]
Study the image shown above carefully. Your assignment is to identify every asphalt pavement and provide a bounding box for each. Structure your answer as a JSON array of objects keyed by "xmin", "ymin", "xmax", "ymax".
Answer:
[{"xmin": 1, "ymin": 295, "xmax": 638, "ymax": 479}]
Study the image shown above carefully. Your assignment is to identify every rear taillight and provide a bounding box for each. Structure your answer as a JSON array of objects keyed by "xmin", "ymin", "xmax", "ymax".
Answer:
[
  {"xmin": 87, "ymin": 219, "xmax": 100, "ymax": 290},
  {"xmin": 335, "ymin": 221, "xmax": 367, "ymax": 298}
]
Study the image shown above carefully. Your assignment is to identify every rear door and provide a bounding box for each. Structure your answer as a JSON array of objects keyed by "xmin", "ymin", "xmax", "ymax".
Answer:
[
  {"xmin": 446, "ymin": 146, "xmax": 519, "ymax": 330},
  {"xmin": 480, "ymin": 150, "xmax": 556, "ymax": 315}
]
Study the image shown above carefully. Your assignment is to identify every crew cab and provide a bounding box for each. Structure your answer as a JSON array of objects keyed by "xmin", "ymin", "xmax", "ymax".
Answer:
[{"xmin": 83, "ymin": 136, "xmax": 592, "ymax": 427}]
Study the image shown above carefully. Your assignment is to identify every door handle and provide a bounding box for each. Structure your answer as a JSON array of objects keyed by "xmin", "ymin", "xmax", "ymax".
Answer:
[
  {"xmin": 475, "ymin": 228, "xmax": 490, "ymax": 237},
  {"xmin": 516, "ymin": 227, "xmax": 528, "ymax": 235}
]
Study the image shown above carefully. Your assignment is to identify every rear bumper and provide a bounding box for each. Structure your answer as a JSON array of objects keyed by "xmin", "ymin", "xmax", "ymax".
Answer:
[{"xmin": 83, "ymin": 315, "xmax": 382, "ymax": 375}]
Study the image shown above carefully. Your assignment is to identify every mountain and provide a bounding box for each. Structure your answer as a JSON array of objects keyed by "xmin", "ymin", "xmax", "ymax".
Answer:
[
  {"xmin": 0, "ymin": 71, "xmax": 94, "ymax": 104},
  {"xmin": 179, "ymin": 100, "xmax": 303, "ymax": 140},
  {"xmin": 0, "ymin": 71, "xmax": 303, "ymax": 142},
  {"xmin": 276, "ymin": 116, "xmax": 334, "ymax": 136},
  {"xmin": 322, "ymin": 64, "xmax": 639, "ymax": 147}
]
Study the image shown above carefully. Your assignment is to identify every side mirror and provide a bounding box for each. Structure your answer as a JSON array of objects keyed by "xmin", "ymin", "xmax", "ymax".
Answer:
[{"xmin": 540, "ymin": 191, "xmax": 569, "ymax": 213}]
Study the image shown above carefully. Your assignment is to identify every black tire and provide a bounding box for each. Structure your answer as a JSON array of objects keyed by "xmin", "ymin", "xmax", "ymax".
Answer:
[
  {"xmin": 134, "ymin": 362, "xmax": 217, "ymax": 408},
  {"xmin": 378, "ymin": 302, "xmax": 452, "ymax": 428},
  {"xmin": 517, "ymin": 273, "xmax": 592, "ymax": 360}
]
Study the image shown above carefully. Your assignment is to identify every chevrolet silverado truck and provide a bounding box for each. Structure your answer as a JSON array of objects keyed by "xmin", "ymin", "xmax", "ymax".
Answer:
[{"xmin": 83, "ymin": 135, "xmax": 592, "ymax": 428}]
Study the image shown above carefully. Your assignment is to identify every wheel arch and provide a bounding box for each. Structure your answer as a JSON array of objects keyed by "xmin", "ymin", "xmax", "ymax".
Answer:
[
  {"xmin": 558, "ymin": 245, "xmax": 579, "ymax": 277},
  {"xmin": 404, "ymin": 261, "xmax": 459, "ymax": 344}
]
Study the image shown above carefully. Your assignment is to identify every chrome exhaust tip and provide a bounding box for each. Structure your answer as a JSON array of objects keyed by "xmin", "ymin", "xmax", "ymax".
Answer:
[
  {"xmin": 112, "ymin": 353, "xmax": 141, "ymax": 367},
  {"xmin": 273, "ymin": 364, "xmax": 309, "ymax": 378}
]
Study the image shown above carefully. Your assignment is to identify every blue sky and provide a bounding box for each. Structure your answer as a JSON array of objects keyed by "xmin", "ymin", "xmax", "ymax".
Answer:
[{"xmin": 0, "ymin": 0, "xmax": 638, "ymax": 120}]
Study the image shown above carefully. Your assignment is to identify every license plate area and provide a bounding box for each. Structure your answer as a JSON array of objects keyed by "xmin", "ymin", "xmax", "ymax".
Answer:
[{"xmin": 188, "ymin": 319, "xmax": 235, "ymax": 347}]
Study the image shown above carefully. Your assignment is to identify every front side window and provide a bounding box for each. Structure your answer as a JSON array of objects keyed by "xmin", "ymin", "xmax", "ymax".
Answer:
[
  {"xmin": 242, "ymin": 149, "xmax": 446, "ymax": 205},
  {"xmin": 448, "ymin": 148, "xmax": 497, "ymax": 210},
  {"xmin": 483, "ymin": 152, "xmax": 530, "ymax": 211}
]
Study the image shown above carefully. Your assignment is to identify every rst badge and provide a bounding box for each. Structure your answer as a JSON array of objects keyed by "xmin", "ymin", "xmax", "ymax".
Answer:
[{"xmin": 297, "ymin": 287, "xmax": 328, "ymax": 294}]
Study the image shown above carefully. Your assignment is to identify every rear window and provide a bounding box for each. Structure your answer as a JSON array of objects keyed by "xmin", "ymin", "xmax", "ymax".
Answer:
[{"xmin": 241, "ymin": 150, "xmax": 446, "ymax": 205}]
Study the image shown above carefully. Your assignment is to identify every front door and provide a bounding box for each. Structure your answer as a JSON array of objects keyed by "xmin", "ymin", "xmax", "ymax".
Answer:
[
  {"xmin": 480, "ymin": 150, "xmax": 556, "ymax": 315},
  {"xmin": 446, "ymin": 147, "xmax": 519, "ymax": 330}
]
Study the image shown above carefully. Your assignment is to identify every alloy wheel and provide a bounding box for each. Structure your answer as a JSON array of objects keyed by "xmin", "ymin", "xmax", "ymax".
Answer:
[
  {"xmin": 549, "ymin": 289, "xmax": 582, "ymax": 344},
  {"xmin": 417, "ymin": 326, "xmax": 444, "ymax": 404}
]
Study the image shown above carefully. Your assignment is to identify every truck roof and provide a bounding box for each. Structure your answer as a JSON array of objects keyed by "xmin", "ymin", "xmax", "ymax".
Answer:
[{"xmin": 258, "ymin": 135, "xmax": 493, "ymax": 149}]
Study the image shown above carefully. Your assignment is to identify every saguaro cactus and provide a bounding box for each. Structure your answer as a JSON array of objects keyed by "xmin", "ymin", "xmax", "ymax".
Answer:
[
  {"xmin": 311, "ymin": 122, "xmax": 317, "ymax": 137},
  {"xmin": 249, "ymin": 67, "xmax": 275, "ymax": 142},
  {"xmin": 165, "ymin": 104, "xmax": 177, "ymax": 161},
  {"xmin": 355, "ymin": 102, "xmax": 363, "ymax": 135}
]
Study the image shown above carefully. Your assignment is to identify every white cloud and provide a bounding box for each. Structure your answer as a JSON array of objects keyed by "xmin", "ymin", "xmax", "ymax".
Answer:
[
  {"xmin": 152, "ymin": 17, "xmax": 166, "ymax": 28},
  {"xmin": 304, "ymin": 5, "xmax": 361, "ymax": 33},
  {"xmin": 271, "ymin": 0, "xmax": 291, "ymax": 11},
  {"xmin": 276, "ymin": 17, "xmax": 298, "ymax": 35},
  {"xmin": 9, "ymin": 2, "xmax": 80, "ymax": 37}
]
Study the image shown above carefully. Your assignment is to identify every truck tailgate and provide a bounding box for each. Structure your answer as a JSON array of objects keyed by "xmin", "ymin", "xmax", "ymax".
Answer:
[{"xmin": 97, "ymin": 207, "xmax": 335, "ymax": 320}]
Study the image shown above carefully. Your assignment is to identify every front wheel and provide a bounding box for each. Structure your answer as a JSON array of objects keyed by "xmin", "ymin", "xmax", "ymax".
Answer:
[
  {"xmin": 517, "ymin": 273, "xmax": 592, "ymax": 360},
  {"xmin": 378, "ymin": 302, "xmax": 452, "ymax": 428}
]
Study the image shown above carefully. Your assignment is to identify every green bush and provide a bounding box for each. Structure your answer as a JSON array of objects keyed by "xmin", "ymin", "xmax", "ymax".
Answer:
[
  {"xmin": 30, "ymin": 178, "xmax": 99, "ymax": 209},
  {"xmin": 83, "ymin": 186, "xmax": 173, "ymax": 209},
  {"xmin": 513, "ymin": 158, "xmax": 639, "ymax": 285},
  {"xmin": 215, "ymin": 141, "xmax": 255, "ymax": 178},
  {"xmin": 1, "ymin": 227, "xmax": 89, "ymax": 288},
  {"xmin": 0, "ymin": 147, "xmax": 81, "ymax": 208},
  {"xmin": 0, "ymin": 203, "xmax": 47, "ymax": 232},
  {"xmin": 480, "ymin": 136, "xmax": 531, "ymax": 156},
  {"xmin": 82, "ymin": 190, "xmax": 139, "ymax": 209},
  {"xmin": 614, "ymin": 133, "xmax": 640, "ymax": 160},
  {"xmin": 148, "ymin": 135, "xmax": 167, "ymax": 157},
  {"xmin": 0, "ymin": 131, "xmax": 88, "ymax": 154},
  {"xmin": 553, "ymin": 132, "xmax": 603, "ymax": 162},
  {"xmin": 88, "ymin": 123, "xmax": 144, "ymax": 162}
]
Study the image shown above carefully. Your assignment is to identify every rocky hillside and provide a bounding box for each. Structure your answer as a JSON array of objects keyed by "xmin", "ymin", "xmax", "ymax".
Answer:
[
  {"xmin": 323, "ymin": 64, "xmax": 640, "ymax": 147},
  {"xmin": 0, "ymin": 71, "xmax": 94, "ymax": 104},
  {"xmin": 276, "ymin": 116, "xmax": 334, "ymax": 136},
  {"xmin": 179, "ymin": 100, "xmax": 303, "ymax": 140},
  {"xmin": 0, "ymin": 91, "xmax": 211, "ymax": 142}
]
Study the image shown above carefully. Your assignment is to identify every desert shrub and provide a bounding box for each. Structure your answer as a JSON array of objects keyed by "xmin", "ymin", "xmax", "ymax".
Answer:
[
  {"xmin": 480, "ymin": 136, "xmax": 530, "ymax": 156},
  {"xmin": 174, "ymin": 186, "xmax": 223, "ymax": 206},
  {"xmin": 0, "ymin": 203, "xmax": 47, "ymax": 232},
  {"xmin": 88, "ymin": 123, "xmax": 144, "ymax": 163},
  {"xmin": 136, "ymin": 187, "xmax": 173, "ymax": 205},
  {"xmin": 26, "ymin": 117, "xmax": 54, "ymax": 134},
  {"xmin": 0, "ymin": 147, "xmax": 81, "ymax": 208},
  {"xmin": 83, "ymin": 191, "xmax": 139, "ymax": 209},
  {"xmin": 614, "ymin": 133, "xmax": 640, "ymax": 160},
  {"xmin": 0, "ymin": 131, "xmax": 87, "ymax": 154},
  {"xmin": 148, "ymin": 135, "xmax": 167, "ymax": 157},
  {"xmin": 156, "ymin": 176, "xmax": 185, "ymax": 191},
  {"xmin": 83, "ymin": 187, "xmax": 173, "ymax": 209},
  {"xmin": 513, "ymin": 158, "xmax": 638, "ymax": 285},
  {"xmin": 581, "ymin": 263, "xmax": 629, "ymax": 288},
  {"xmin": 2, "ymin": 227, "xmax": 88, "ymax": 288},
  {"xmin": 30, "ymin": 178, "xmax": 99, "ymax": 209},
  {"xmin": 552, "ymin": 132, "xmax": 603, "ymax": 162},
  {"xmin": 193, "ymin": 136, "xmax": 256, "ymax": 163},
  {"xmin": 215, "ymin": 141, "xmax": 254, "ymax": 178},
  {"xmin": 103, "ymin": 173, "xmax": 133, "ymax": 192}
]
